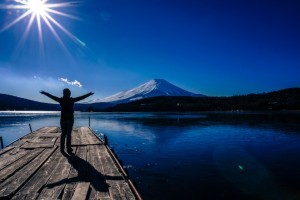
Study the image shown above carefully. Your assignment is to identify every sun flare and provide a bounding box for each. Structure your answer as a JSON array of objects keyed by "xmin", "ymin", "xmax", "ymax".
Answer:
[
  {"xmin": 28, "ymin": 0, "xmax": 47, "ymax": 15},
  {"xmin": 0, "ymin": 0, "xmax": 82, "ymax": 53}
]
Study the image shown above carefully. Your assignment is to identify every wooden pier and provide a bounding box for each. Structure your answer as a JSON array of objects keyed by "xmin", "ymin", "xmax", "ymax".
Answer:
[{"xmin": 0, "ymin": 127, "xmax": 141, "ymax": 199}]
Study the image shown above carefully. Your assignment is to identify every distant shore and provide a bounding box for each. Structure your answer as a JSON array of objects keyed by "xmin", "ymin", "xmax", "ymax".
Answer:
[{"xmin": 1, "ymin": 87, "xmax": 300, "ymax": 112}]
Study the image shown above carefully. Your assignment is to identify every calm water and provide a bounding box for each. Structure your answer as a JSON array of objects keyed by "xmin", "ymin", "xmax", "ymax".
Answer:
[{"xmin": 1, "ymin": 111, "xmax": 300, "ymax": 199}]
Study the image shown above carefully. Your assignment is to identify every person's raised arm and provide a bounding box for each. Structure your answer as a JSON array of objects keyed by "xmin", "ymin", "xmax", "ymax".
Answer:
[
  {"xmin": 40, "ymin": 91, "xmax": 60, "ymax": 102},
  {"xmin": 73, "ymin": 92, "xmax": 94, "ymax": 102}
]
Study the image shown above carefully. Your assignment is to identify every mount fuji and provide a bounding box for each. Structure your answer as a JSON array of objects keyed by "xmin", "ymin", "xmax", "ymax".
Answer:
[{"xmin": 91, "ymin": 79, "xmax": 205, "ymax": 104}]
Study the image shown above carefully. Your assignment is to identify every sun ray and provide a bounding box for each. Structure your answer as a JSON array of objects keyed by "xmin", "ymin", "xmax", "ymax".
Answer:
[
  {"xmin": 18, "ymin": 13, "xmax": 36, "ymax": 47},
  {"xmin": 41, "ymin": 14, "xmax": 70, "ymax": 55},
  {"xmin": 45, "ymin": 8, "xmax": 80, "ymax": 20},
  {"xmin": 0, "ymin": 4, "xmax": 28, "ymax": 9},
  {"xmin": 44, "ymin": 12, "xmax": 82, "ymax": 46},
  {"xmin": 14, "ymin": 0, "xmax": 29, "ymax": 5},
  {"xmin": 36, "ymin": 14, "xmax": 44, "ymax": 53},
  {"xmin": 45, "ymin": 1, "xmax": 80, "ymax": 9},
  {"xmin": 0, "ymin": 10, "xmax": 32, "ymax": 32}
]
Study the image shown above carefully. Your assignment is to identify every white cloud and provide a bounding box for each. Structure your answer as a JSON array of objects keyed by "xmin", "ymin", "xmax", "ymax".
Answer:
[
  {"xmin": 58, "ymin": 77, "xmax": 83, "ymax": 87},
  {"xmin": 72, "ymin": 80, "xmax": 82, "ymax": 87},
  {"xmin": 33, "ymin": 75, "xmax": 41, "ymax": 80}
]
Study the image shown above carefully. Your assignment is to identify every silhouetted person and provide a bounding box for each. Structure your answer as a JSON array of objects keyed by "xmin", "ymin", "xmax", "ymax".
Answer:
[{"xmin": 40, "ymin": 89, "xmax": 94, "ymax": 153}]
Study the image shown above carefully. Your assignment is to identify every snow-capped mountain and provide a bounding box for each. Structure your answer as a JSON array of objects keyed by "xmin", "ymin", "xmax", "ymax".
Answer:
[{"xmin": 92, "ymin": 79, "xmax": 205, "ymax": 104}]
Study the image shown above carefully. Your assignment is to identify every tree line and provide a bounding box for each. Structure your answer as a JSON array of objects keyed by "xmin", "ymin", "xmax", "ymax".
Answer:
[{"xmin": 103, "ymin": 88, "xmax": 300, "ymax": 112}]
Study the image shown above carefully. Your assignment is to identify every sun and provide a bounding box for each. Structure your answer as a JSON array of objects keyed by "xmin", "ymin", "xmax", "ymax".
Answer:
[
  {"xmin": 0, "ymin": 0, "xmax": 83, "ymax": 53},
  {"xmin": 28, "ymin": 0, "xmax": 47, "ymax": 15}
]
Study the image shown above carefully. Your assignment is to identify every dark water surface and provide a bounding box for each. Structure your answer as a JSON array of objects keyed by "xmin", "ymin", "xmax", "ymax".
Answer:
[{"xmin": 1, "ymin": 111, "xmax": 300, "ymax": 199}]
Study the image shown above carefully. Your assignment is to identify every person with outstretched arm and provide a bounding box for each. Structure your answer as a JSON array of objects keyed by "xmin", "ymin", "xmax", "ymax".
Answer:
[{"xmin": 40, "ymin": 88, "xmax": 94, "ymax": 153}]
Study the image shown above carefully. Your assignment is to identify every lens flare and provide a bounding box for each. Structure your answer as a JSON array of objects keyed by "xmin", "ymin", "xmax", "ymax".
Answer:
[
  {"xmin": 28, "ymin": 0, "xmax": 47, "ymax": 15},
  {"xmin": 0, "ymin": 0, "xmax": 83, "ymax": 53}
]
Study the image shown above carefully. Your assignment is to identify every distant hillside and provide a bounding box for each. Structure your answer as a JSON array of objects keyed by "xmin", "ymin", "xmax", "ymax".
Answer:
[
  {"xmin": 104, "ymin": 88, "xmax": 300, "ymax": 112},
  {"xmin": 0, "ymin": 94, "xmax": 112, "ymax": 111},
  {"xmin": 0, "ymin": 94, "xmax": 60, "ymax": 111}
]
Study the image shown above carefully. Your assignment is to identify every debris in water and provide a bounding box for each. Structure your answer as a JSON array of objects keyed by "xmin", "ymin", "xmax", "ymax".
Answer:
[{"xmin": 238, "ymin": 165, "xmax": 244, "ymax": 170}]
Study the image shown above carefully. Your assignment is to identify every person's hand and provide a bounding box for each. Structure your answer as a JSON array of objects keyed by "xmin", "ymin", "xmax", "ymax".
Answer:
[{"xmin": 40, "ymin": 90, "xmax": 46, "ymax": 95}]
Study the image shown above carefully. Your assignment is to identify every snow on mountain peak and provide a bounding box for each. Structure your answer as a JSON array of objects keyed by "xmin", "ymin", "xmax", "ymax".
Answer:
[{"xmin": 96, "ymin": 79, "xmax": 204, "ymax": 103}]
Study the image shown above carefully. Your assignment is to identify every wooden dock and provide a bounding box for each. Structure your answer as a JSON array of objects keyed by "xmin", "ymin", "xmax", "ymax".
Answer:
[{"xmin": 0, "ymin": 126, "xmax": 141, "ymax": 200}]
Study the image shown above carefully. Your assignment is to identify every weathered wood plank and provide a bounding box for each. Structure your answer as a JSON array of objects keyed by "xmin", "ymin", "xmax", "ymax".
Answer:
[
  {"xmin": 10, "ymin": 139, "xmax": 31, "ymax": 148},
  {"xmin": 109, "ymin": 185, "xmax": 123, "ymax": 200},
  {"xmin": 62, "ymin": 147, "xmax": 80, "ymax": 200},
  {"xmin": 34, "ymin": 132, "xmax": 61, "ymax": 138},
  {"xmin": 21, "ymin": 142, "xmax": 55, "ymax": 149},
  {"xmin": 42, "ymin": 127, "xmax": 59, "ymax": 133},
  {"xmin": 32, "ymin": 133, "xmax": 61, "ymax": 139},
  {"xmin": 37, "ymin": 150, "xmax": 72, "ymax": 199},
  {"xmin": 89, "ymin": 185, "xmax": 112, "ymax": 200},
  {"xmin": 25, "ymin": 127, "xmax": 58, "ymax": 137},
  {"xmin": 0, "ymin": 146, "xmax": 14, "ymax": 156},
  {"xmin": 118, "ymin": 182, "xmax": 136, "ymax": 200},
  {"xmin": 71, "ymin": 182, "xmax": 90, "ymax": 200},
  {"xmin": 98, "ymin": 145, "xmax": 123, "ymax": 177},
  {"xmin": 71, "ymin": 129, "xmax": 80, "ymax": 146},
  {"xmin": 87, "ymin": 145, "xmax": 111, "ymax": 199},
  {"xmin": 97, "ymin": 145, "xmax": 130, "ymax": 200},
  {"xmin": 81, "ymin": 127, "xmax": 102, "ymax": 145},
  {"xmin": 37, "ymin": 127, "xmax": 54, "ymax": 133},
  {"xmin": 101, "ymin": 145, "xmax": 136, "ymax": 200},
  {"xmin": 21, "ymin": 127, "xmax": 61, "ymax": 139},
  {"xmin": 21, "ymin": 127, "xmax": 58, "ymax": 140},
  {"xmin": 0, "ymin": 147, "xmax": 56, "ymax": 198},
  {"xmin": 73, "ymin": 146, "xmax": 88, "ymax": 180},
  {"xmin": 54, "ymin": 133, "xmax": 62, "ymax": 147},
  {"xmin": 78, "ymin": 127, "xmax": 88, "ymax": 146},
  {"xmin": 0, "ymin": 148, "xmax": 27, "ymax": 171},
  {"xmin": 0, "ymin": 148, "xmax": 43, "ymax": 182},
  {"xmin": 22, "ymin": 133, "xmax": 59, "ymax": 144},
  {"xmin": 62, "ymin": 146, "xmax": 88, "ymax": 199},
  {"xmin": 11, "ymin": 148, "xmax": 68, "ymax": 200},
  {"xmin": 22, "ymin": 136, "xmax": 57, "ymax": 147},
  {"xmin": 19, "ymin": 135, "xmax": 57, "ymax": 150}
]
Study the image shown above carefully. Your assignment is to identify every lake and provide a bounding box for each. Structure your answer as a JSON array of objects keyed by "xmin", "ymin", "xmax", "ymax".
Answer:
[{"xmin": 1, "ymin": 111, "xmax": 300, "ymax": 199}]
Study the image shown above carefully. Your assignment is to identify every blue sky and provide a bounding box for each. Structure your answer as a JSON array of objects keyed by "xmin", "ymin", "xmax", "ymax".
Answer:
[{"xmin": 0, "ymin": 0, "xmax": 299, "ymax": 102}]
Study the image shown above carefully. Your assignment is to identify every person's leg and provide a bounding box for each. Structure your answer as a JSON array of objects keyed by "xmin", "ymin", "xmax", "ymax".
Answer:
[
  {"xmin": 66, "ymin": 121, "xmax": 74, "ymax": 151},
  {"xmin": 60, "ymin": 122, "xmax": 67, "ymax": 151}
]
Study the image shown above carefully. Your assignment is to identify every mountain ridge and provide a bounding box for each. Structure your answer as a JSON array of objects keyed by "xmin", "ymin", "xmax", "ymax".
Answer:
[{"xmin": 91, "ymin": 79, "xmax": 205, "ymax": 104}]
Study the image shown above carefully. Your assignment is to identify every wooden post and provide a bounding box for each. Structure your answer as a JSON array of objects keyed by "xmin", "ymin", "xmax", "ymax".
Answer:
[
  {"xmin": 104, "ymin": 135, "xmax": 108, "ymax": 145},
  {"xmin": 29, "ymin": 124, "xmax": 33, "ymax": 133},
  {"xmin": 0, "ymin": 136, "xmax": 3, "ymax": 149},
  {"xmin": 88, "ymin": 115, "xmax": 90, "ymax": 128}
]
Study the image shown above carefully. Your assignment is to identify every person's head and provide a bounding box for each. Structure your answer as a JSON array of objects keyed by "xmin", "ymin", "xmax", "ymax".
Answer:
[{"xmin": 63, "ymin": 88, "xmax": 71, "ymax": 98}]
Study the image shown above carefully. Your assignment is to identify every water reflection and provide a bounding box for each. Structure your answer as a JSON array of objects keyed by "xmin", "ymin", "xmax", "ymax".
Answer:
[
  {"xmin": 213, "ymin": 145, "xmax": 281, "ymax": 199},
  {"xmin": 1, "ymin": 112, "xmax": 300, "ymax": 199},
  {"xmin": 83, "ymin": 119, "xmax": 156, "ymax": 141}
]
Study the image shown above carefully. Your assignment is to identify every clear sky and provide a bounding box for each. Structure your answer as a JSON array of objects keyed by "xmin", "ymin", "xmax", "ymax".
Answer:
[{"xmin": 0, "ymin": 0, "xmax": 299, "ymax": 102}]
